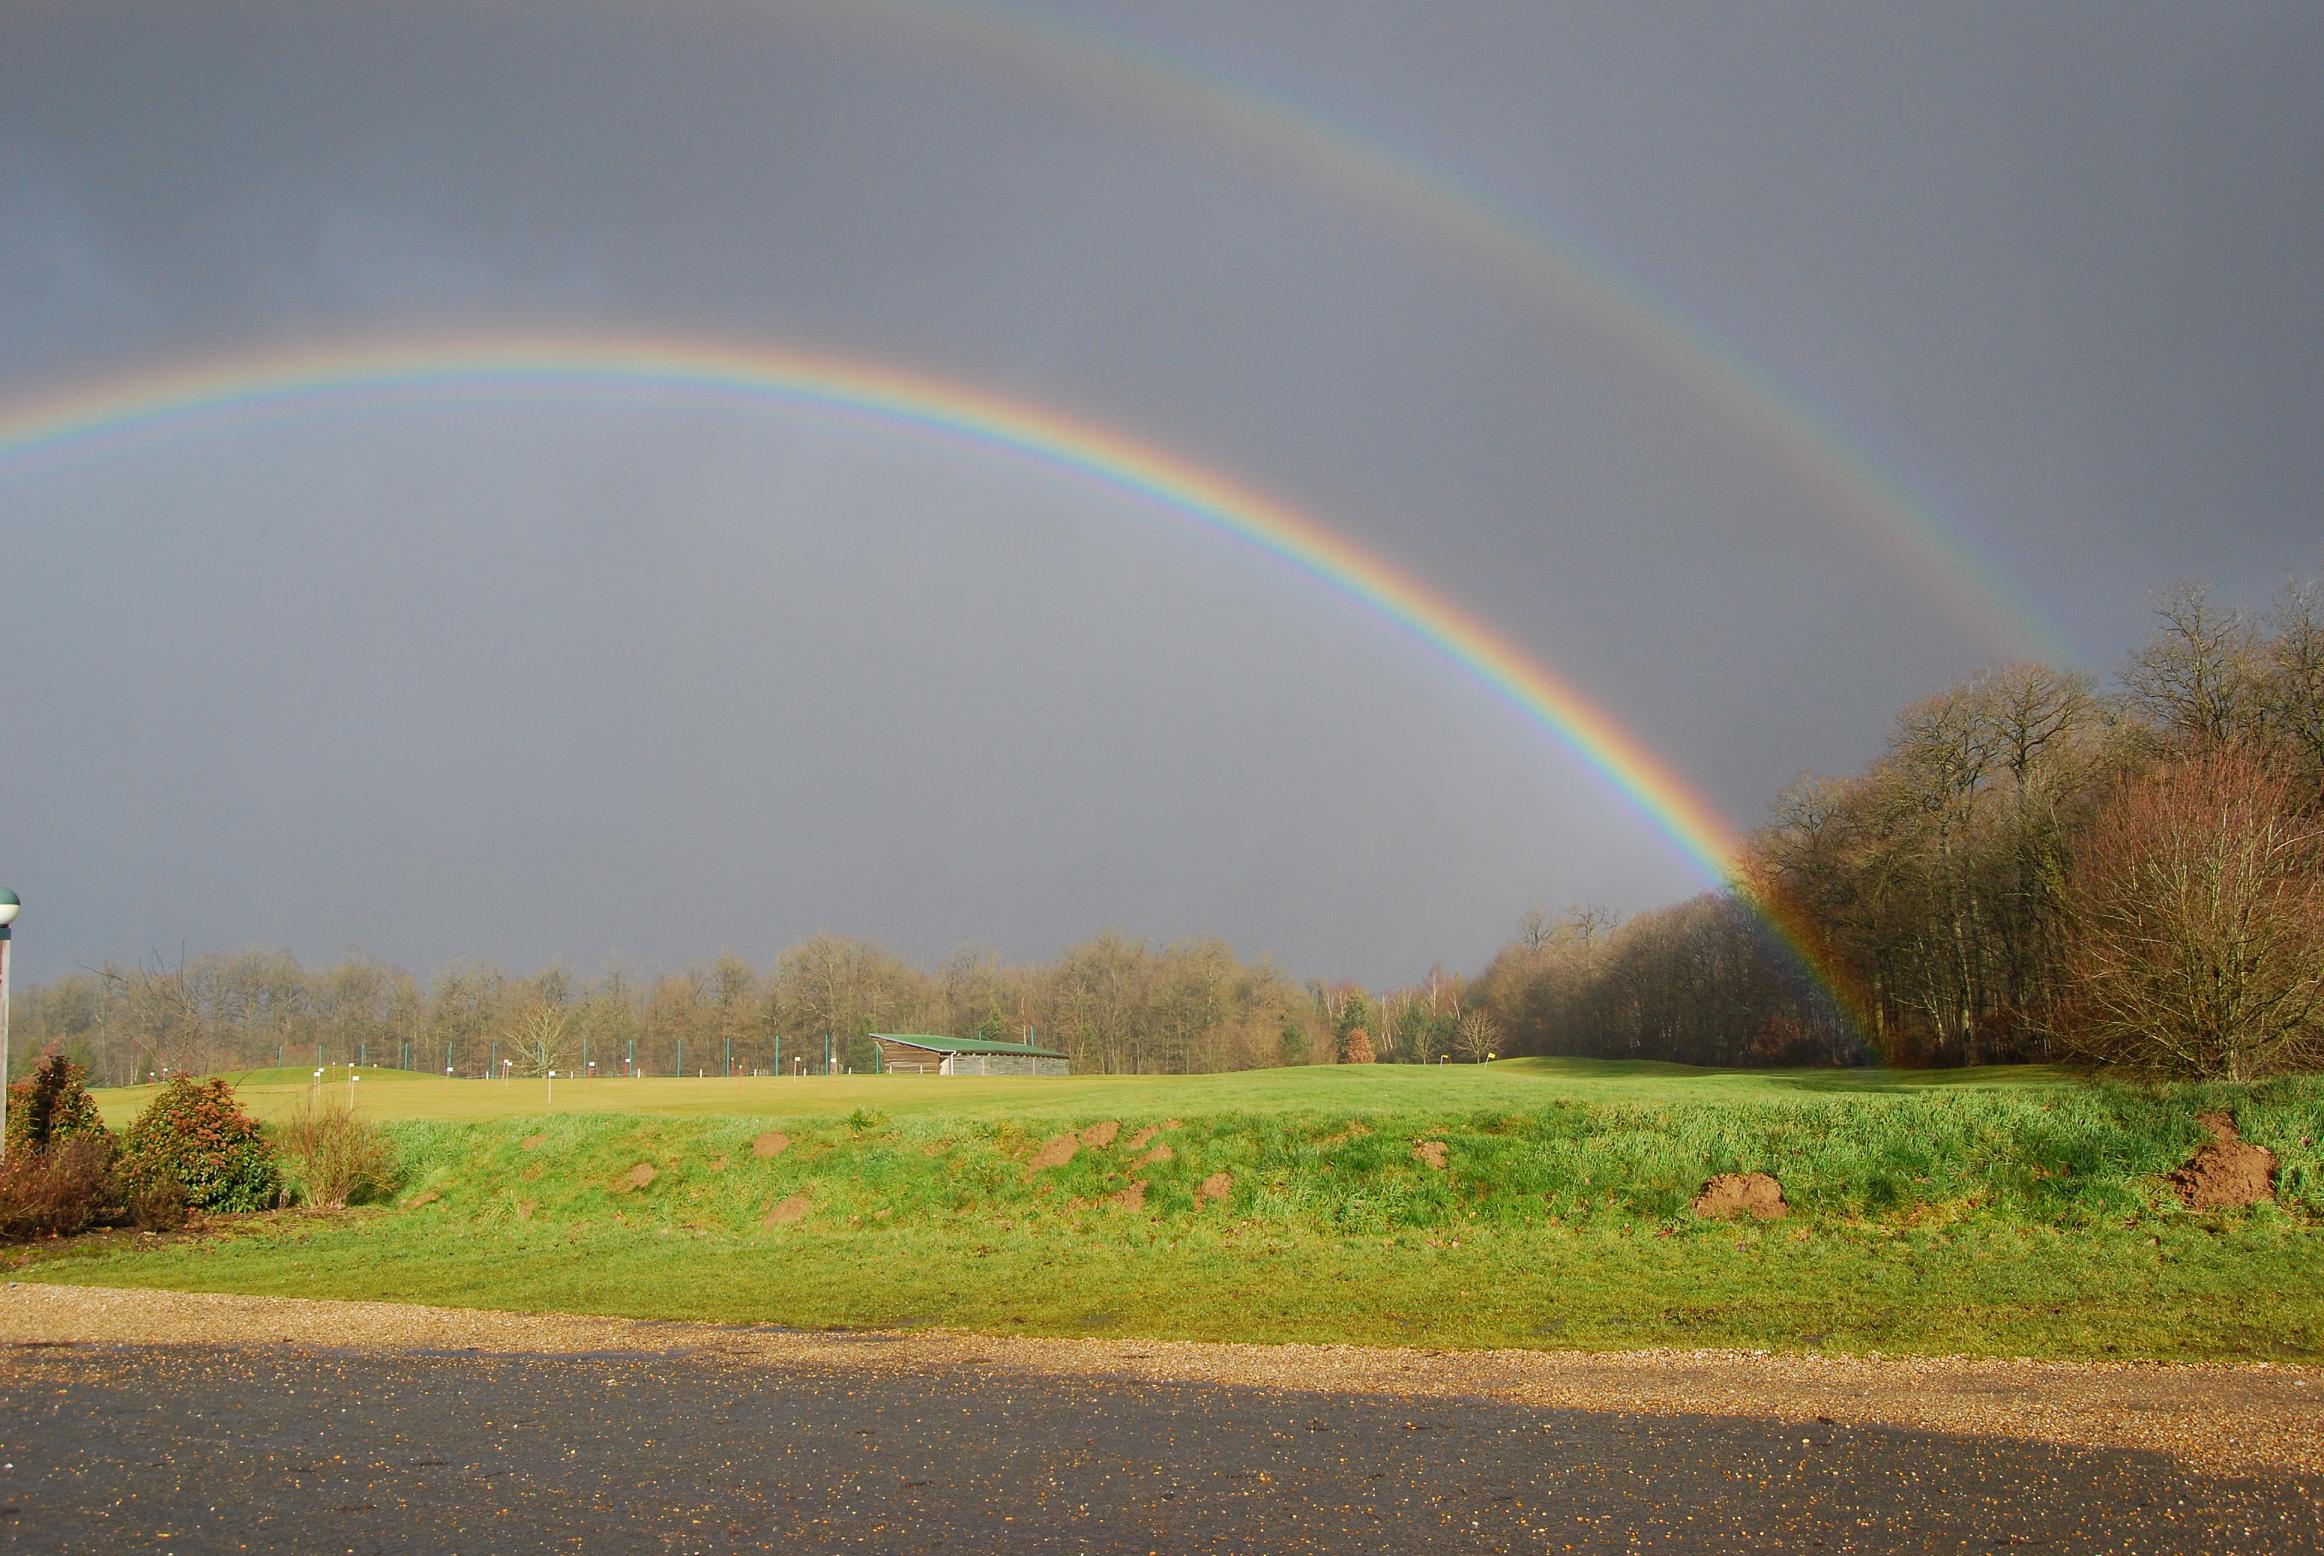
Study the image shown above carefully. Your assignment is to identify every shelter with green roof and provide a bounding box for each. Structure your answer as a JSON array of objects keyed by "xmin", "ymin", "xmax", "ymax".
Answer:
[{"xmin": 869, "ymin": 1033, "xmax": 1069, "ymax": 1077}]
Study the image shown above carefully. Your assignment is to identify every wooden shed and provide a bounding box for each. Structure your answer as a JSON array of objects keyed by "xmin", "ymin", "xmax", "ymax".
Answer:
[{"xmin": 868, "ymin": 1033, "xmax": 1070, "ymax": 1077}]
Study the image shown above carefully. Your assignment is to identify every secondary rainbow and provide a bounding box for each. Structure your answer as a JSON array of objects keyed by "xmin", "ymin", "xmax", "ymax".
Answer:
[
  {"xmin": 758, "ymin": 0, "xmax": 2057, "ymax": 659},
  {"xmin": 0, "ymin": 332, "xmax": 1853, "ymax": 1016}
]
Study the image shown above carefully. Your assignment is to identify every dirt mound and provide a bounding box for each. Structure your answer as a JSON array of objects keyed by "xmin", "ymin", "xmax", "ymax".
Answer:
[
  {"xmin": 1693, "ymin": 1172, "xmax": 1787, "ymax": 1220},
  {"xmin": 520, "ymin": 1135, "xmax": 546, "ymax": 1151},
  {"xmin": 1108, "ymin": 1180, "xmax": 1148, "ymax": 1212},
  {"xmin": 2173, "ymin": 1114, "xmax": 2277, "ymax": 1210},
  {"xmin": 1413, "ymin": 1140, "xmax": 1449, "ymax": 1170},
  {"xmin": 1196, "ymin": 1172, "xmax": 1233, "ymax": 1206},
  {"xmin": 921, "ymin": 1140, "xmax": 950, "ymax": 1158},
  {"xmin": 1321, "ymin": 1123, "xmax": 1372, "ymax": 1148},
  {"xmin": 1081, "ymin": 1121, "xmax": 1120, "ymax": 1150},
  {"xmin": 514, "ymin": 1200, "xmax": 536, "ymax": 1222},
  {"xmin": 610, "ymin": 1162, "xmax": 657, "ymax": 1194},
  {"xmin": 763, "ymin": 1193, "xmax": 811, "ymax": 1227},
  {"xmin": 706, "ymin": 1156, "xmax": 728, "ymax": 1173},
  {"xmin": 406, "ymin": 1189, "xmax": 440, "ymax": 1209},
  {"xmin": 1131, "ymin": 1143, "xmax": 1174, "ymax": 1169},
  {"xmin": 1028, "ymin": 1133, "xmax": 1080, "ymax": 1171},
  {"xmin": 1124, "ymin": 1126, "xmax": 1159, "ymax": 1152},
  {"xmin": 752, "ymin": 1132, "xmax": 790, "ymax": 1158}
]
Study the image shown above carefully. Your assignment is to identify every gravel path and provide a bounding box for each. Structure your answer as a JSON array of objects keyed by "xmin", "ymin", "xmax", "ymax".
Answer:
[{"xmin": 4, "ymin": 1283, "xmax": 2320, "ymax": 1482}]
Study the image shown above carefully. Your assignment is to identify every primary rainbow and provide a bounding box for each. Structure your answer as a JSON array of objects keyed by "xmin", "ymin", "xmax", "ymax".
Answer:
[{"xmin": 0, "ymin": 332, "xmax": 1851, "ymax": 1017}]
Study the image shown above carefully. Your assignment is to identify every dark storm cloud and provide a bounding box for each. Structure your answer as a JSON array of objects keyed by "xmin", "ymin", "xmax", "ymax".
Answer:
[{"xmin": 1, "ymin": 1, "xmax": 2318, "ymax": 983}]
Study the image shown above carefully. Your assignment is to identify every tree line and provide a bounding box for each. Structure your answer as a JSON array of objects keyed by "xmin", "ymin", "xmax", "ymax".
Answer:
[
  {"xmin": 9, "ymin": 930, "xmax": 1483, "ymax": 1086},
  {"xmin": 1470, "ymin": 571, "xmax": 2324, "ymax": 1076}
]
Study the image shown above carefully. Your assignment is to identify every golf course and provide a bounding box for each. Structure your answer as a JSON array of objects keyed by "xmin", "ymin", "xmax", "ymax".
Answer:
[{"xmin": 13, "ymin": 1058, "xmax": 2319, "ymax": 1362}]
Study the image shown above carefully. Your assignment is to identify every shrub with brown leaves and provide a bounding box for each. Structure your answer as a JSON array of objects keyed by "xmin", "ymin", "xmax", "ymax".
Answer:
[{"xmin": 275, "ymin": 1098, "xmax": 401, "ymax": 1208}]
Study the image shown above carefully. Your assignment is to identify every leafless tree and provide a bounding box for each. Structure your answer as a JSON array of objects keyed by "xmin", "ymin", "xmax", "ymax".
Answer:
[{"xmin": 2053, "ymin": 747, "xmax": 2324, "ymax": 1078}]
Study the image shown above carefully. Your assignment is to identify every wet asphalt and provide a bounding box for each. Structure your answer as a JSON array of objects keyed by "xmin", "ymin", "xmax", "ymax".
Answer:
[{"xmin": 1, "ymin": 1341, "xmax": 2318, "ymax": 1553}]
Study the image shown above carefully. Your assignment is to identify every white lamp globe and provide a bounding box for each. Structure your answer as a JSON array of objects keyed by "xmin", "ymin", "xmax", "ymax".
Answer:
[{"xmin": 0, "ymin": 889, "xmax": 21, "ymax": 927}]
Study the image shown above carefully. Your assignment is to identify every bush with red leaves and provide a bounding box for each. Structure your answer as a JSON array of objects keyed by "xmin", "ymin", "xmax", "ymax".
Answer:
[
  {"xmin": 118, "ymin": 1076, "xmax": 279, "ymax": 1213},
  {"xmin": 5, "ymin": 1052, "xmax": 107, "ymax": 1156}
]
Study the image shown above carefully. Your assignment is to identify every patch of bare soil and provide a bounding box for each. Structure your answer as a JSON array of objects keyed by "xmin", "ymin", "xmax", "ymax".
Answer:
[
  {"xmin": 1124, "ymin": 1126, "xmax": 1159, "ymax": 1152},
  {"xmin": 520, "ymin": 1135, "xmax": 546, "ymax": 1151},
  {"xmin": 514, "ymin": 1200, "xmax": 536, "ymax": 1222},
  {"xmin": 1321, "ymin": 1123, "xmax": 1373, "ymax": 1148},
  {"xmin": 1131, "ymin": 1144, "xmax": 1174, "ymax": 1170},
  {"xmin": 1693, "ymin": 1173, "xmax": 1787, "ymax": 1221},
  {"xmin": 1028, "ymin": 1134, "xmax": 1080, "ymax": 1172},
  {"xmin": 706, "ymin": 1156, "xmax": 728, "ymax": 1173},
  {"xmin": 1108, "ymin": 1181, "xmax": 1148, "ymax": 1212},
  {"xmin": 1413, "ymin": 1140, "xmax": 1449, "ymax": 1170},
  {"xmin": 2173, "ymin": 1114, "xmax": 2277, "ymax": 1210},
  {"xmin": 921, "ymin": 1141, "xmax": 950, "ymax": 1158},
  {"xmin": 610, "ymin": 1163, "xmax": 657, "ymax": 1195},
  {"xmin": 1080, "ymin": 1121, "xmax": 1121, "ymax": 1150},
  {"xmin": 405, "ymin": 1190, "xmax": 440, "ymax": 1209},
  {"xmin": 1196, "ymin": 1173, "xmax": 1233, "ymax": 1206},
  {"xmin": 763, "ymin": 1193, "xmax": 812, "ymax": 1228},
  {"xmin": 753, "ymin": 1132, "xmax": 790, "ymax": 1159}
]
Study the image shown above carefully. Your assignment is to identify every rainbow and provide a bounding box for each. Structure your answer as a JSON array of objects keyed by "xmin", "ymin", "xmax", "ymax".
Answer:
[
  {"xmin": 0, "ymin": 332, "xmax": 1854, "ymax": 1020},
  {"xmin": 759, "ymin": 0, "xmax": 2058, "ymax": 659}
]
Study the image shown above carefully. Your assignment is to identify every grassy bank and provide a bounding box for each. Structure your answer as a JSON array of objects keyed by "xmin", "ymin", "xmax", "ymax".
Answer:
[{"xmin": 26, "ymin": 1063, "xmax": 2323, "ymax": 1360}]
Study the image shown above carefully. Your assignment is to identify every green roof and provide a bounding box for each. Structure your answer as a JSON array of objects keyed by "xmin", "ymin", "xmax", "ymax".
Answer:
[{"xmin": 871, "ymin": 1032, "xmax": 1068, "ymax": 1059}]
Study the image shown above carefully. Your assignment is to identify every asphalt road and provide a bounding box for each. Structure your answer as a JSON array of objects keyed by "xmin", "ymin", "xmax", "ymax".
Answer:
[{"xmin": 2, "ymin": 1340, "xmax": 2317, "ymax": 1553}]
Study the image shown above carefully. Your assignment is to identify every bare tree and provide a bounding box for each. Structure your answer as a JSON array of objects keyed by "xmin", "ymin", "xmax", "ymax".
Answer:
[
  {"xmin": 507, "ymin": 1001, "xmax": 572, "ymax": 1080},
  {"xmin": 2262, "ymin": 570, "xmax": 2324, "ymax": 788},
  {"xmin": 2121, "ymin": 581, "xmax": 2266, "ymax": 751},
  {"xmin": 2053, "ymin": 748, "xmax": 2324, "ymax": 1078},
  {"xmin": 1453, "ymin": 1009, "xmax": 1499, "ymax": 1064}
]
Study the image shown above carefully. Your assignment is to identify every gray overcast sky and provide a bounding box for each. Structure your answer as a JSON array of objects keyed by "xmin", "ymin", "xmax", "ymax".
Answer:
[{"xmin": 2, "ymin": 1, "xmax": 2319, "ymax": 986}]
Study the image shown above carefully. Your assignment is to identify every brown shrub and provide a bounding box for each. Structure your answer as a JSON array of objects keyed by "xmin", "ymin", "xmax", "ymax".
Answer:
[
  {"xmin": 1341, "ymin": 1029, "xmax": 1377, "ymax": 1065},
  {"xmin": 2054, "ymin": 748, "xmax": 2324, "ymax": 1078},
  {"xmin": 275, "ymin": 1099, "xmax": 401, "ymax": 1208},
  {"xmin": 126, "ymin": 1175, "xmax": 189, "ymax": 1233},
  {"xmin": 0, "ymin": 1137, "xmax": 121, "ymax": 1240}
]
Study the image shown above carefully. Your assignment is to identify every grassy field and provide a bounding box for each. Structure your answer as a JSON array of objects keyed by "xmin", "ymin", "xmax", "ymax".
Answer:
[
  {"xmin": 86, "ymin": 1056, "xmax": 2074, "ymax": 1128},
  {"xmin": 21, "ymin": 1060, "xmax": 2322, "ymax": 1361}
]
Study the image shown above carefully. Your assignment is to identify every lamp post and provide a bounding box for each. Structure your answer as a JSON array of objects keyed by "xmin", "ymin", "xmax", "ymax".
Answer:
[{"xmin": 0, "ymin": 889, "xmax": 19, "ymax": 1159}]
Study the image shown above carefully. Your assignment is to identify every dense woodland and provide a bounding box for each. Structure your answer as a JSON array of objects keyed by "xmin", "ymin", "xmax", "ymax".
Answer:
[
  {"xmin": 1474, "ymin": 572, "xmax": 2324, "ymax": 1075},
  {"xmin": 13, "ymin": 573, "xmax": 2322, "ymax": 1083}
]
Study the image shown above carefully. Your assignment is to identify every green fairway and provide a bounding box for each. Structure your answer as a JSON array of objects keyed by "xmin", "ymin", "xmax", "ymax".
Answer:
[
  {"xmin": 90, "ymin": 1056, "xmax": 2078, "ymax": 1130},
  {"xmin": 28, "ymin": 1060, "xmax": 2319, "ymax": 1361}
]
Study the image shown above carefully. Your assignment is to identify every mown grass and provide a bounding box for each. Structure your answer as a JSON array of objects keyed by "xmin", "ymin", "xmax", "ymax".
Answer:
[
  {"xmin": 89, "ymin": 1056, "xmax": 2077, "ymax": 1130},
  {"xmin": 29, "ymin": 1062, "xmax": 2323, "ymax": 1360}
]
